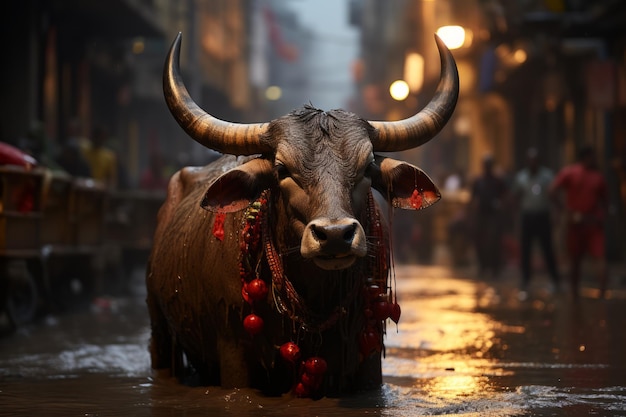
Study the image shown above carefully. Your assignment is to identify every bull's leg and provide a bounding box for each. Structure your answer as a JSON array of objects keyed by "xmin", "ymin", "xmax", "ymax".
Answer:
[
  {"xmin": 217, "ymin": 336, "xmax": 250, "ymax": 388},
  {"xmin": 146, "ymin": 289, "xmax": 174, "ymax": 373},
  {"xmin": 357, "ymin": 352, "xmax": 383, "ymax": 390}
]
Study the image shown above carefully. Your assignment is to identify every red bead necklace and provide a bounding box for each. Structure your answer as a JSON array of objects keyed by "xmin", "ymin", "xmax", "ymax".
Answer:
[{"xmin": 238, "ymin": 190, "xmax": 399, "ymax": 397}]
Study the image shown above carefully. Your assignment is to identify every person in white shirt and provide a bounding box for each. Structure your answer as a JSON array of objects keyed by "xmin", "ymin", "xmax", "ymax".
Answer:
[{"xmin": 512, "ymin": 148, "xmax": 561, "ymax": 296}]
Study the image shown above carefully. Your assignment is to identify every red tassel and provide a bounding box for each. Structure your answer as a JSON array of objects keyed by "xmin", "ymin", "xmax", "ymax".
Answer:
[
  {"xmin": 212, "ymin": 213, "xmax": 226, "ymax": 241},
  {"xmin": 409, "ymin": 189, "xmax": 423, "ymax": 209}
]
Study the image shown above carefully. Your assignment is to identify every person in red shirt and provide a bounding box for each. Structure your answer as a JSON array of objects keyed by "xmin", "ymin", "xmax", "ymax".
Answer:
[{"xmin": 550, "ymin": 146, "xmax": 608, "ymax": 298}]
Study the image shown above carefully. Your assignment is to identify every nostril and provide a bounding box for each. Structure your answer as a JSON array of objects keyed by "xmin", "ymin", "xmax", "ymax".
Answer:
[
  {"xmin": 311, "ymin": 225, "xmax": 327, "ymax": 241},
  {"xmin": 343, "ymin": 223, "xmax": 357, "ymax": 242},
  {"xmin": 310, "ymin": 222, "xmax": 357, "ymax": 244}
]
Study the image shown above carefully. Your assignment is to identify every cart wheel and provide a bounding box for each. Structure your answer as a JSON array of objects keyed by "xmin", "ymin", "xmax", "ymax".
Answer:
[{"xmin": 6, "ymin": 261, "xmax": 39, "ymax": 326}]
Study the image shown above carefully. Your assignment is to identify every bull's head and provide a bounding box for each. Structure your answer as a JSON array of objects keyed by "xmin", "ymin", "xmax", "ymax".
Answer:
[{"xmin": 164, "ymin": 33, "xmax": 458, "ymax": 271}]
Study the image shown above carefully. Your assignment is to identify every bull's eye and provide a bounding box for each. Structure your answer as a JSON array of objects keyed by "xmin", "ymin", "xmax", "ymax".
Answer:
[
  {"xmin": 275, "ymin": 163, "xmax": 290, "ymax": 180},
  {"xmin": 364, "ymin": 161, "xmax": 378, "ymax": 178}
]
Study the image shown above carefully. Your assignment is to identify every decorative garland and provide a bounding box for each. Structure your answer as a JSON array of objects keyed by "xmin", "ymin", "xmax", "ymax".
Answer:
[{"xmin": 237, "ymin": 189, "xmax": 399, "ymax": 397}]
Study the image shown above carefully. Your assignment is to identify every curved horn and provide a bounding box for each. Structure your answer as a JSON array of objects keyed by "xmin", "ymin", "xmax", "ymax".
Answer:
[
  {"xmin": 164, "ymin": 33, "xmax": 272, "ymax": 156},
  {"xmin": 370, "ymin": 34, "xmax": 459, "ymax": 152}
]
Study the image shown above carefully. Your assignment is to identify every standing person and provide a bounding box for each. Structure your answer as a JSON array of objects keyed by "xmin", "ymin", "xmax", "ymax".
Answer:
[
  {"xmin": 550, "ymin": 145, "xmax": 609, "ymax": 298},
  {"xmin": 512, "ymin": 148, "xmax": 560, "ymax": 298},
  {"xmin": 83, "ymin": 126, "xmax": 117, "ymax": 188},
  {"xmin": 470, "ymin": 153, "xmax": 508, "ymax": 278},
  {"xmin": 56, "ymin": 139, "xmax": 92, "ymax": 178}
]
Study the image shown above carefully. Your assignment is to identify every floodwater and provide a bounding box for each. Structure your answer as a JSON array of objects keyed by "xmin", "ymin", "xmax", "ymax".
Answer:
[{"xmin": 1, "ymin": 265, "xmax": 625, "ymax": 416}]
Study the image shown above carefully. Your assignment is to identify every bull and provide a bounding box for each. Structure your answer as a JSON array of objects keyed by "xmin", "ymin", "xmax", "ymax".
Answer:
[{"xmin": 146, "ymin": 32, "xmax": 458, "ymax": 397}]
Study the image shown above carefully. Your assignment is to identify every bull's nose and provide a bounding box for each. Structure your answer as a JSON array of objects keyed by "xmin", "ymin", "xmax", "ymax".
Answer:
[
  {"xmin": 310, "ymin": 222, "xmax": 357, "ymax": 250},
  {"xmin": 301, "ymin": 217, "xmax": 367, "ymax": 266}
]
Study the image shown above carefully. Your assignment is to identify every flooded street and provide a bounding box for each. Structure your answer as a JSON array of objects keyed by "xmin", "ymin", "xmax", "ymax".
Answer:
[{"xmin": 1, "ymin": 265, "xmax": 625, "ymax": 416}]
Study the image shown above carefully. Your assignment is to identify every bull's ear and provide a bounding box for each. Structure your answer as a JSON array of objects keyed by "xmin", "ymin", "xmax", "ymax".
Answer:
[
  {"xmin": 371, "ymin": 156, "xmax": 440, "ymax": 210},
  {"xmin": 201, "ymin": 158, "xmax": 274, "ymax": 212}
]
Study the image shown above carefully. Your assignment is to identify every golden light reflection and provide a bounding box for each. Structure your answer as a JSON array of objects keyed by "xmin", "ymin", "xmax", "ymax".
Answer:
[
  {"xmin": 423, "ymin": 375, "xmax": 489, "ymax": 400},
  {"xmin": 383, "ymin": 266, "xmax": 518, "ymax": 399}
]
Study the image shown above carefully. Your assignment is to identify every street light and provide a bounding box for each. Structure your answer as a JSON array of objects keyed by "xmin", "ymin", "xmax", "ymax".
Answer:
[
  {"xmin": 265, "ymin": 86, "xmax": 282, "ymax": 101},
  {"xmin": 389, "ymin": 80, "xmax": 410, "ymax": 101},
  {"xmin": 436, "ymin": 25, "xmax": 466, "ymax": 50},
  {"xmin": 404, "ymin": 52, "xmax": 424, "ymax": 93}
]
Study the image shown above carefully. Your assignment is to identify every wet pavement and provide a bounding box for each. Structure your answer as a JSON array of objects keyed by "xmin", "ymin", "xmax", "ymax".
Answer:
[{"xmin": 1, "ymin": 264, "xmax": 625, "ymax": 416}]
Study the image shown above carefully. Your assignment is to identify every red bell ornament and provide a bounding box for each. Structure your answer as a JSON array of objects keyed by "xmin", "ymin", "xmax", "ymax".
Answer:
[
  {"xmin": 359, "ymin": 328, "xmax": 382, "ymax": 356},
  {"xmin": 241, "ymin": 286, "xmax": 251, "ymax": 304},
  {"xmin": 279, "ymin": 342, "xmax": 301, "ymax": 363},
  {"xmin": 372, "ymin": 300, "xmax": 390, "ymax": 321},
  {"xmin": 243, "ymin": 314, "xmax": 264, "ymax": 335},
  {"xmin": 304, "ymin": 357, "xmax": 328, "ymax": 375},
  {"xmin": 301, "ymin": 371, "xmax": 321, "ymax": 390},
  {"xmin": 389, "ymin": 302, "xmax": 401, "ymax": 324},
  {"xmin": 246, "ymin": 278, "xmax": 268, "ymax": 301},
  {"xmin": 294, "ymin": 382, "xmax": 310, "ymax": 397}
]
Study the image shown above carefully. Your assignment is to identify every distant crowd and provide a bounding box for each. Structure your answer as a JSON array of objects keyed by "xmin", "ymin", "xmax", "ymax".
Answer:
[{"xmin": 465, "ymin": 145, "xmax": 609, "ymax": 300}]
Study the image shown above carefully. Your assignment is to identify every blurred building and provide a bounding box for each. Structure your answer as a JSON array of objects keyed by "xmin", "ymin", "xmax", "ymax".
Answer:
[
  {"xmin": 480, "ymin": 0, "xmax": 626, "ymax": 260},
  {"xmin": 1, "ymin": 0, "xmax": 167, "ymax": 184},
  {"xmin": 260, "ymin": 0, "xmax": 314, "ymax": 118},
  {"xmin": 0, "ymin": 0, "xmax": 308, "ymax": 186},
  {"xmin": 350, "ymin": 0, "xmax": 477, "ymax": 199},
  {"xmin": 349, "ymin": 0, "xmax": 626, "ymax": 263},
  {"xmin": 351, "ymin": 0, "xmax": 625, "ymax": 170}
]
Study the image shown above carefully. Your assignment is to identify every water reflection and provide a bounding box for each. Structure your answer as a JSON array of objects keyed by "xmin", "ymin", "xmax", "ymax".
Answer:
[
  {"xmin": 424, "ymin": 374, "xmax": 489, "ymax": 399},
  {"xmin": 383, "ymin": 266, "xmax": 516, "ymax": 412}
]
